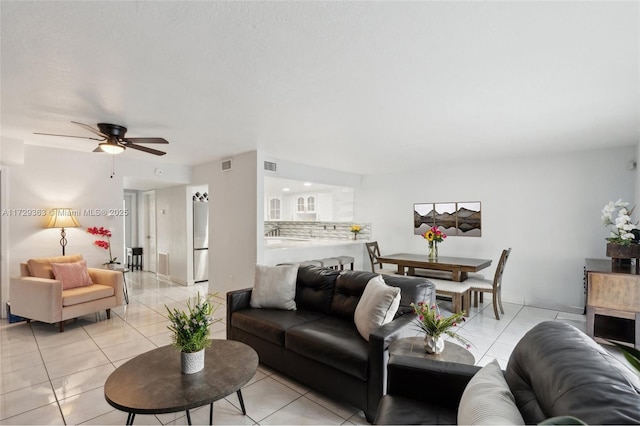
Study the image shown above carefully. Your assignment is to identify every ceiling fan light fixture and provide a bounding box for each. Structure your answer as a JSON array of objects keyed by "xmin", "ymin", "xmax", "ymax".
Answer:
[{"xmin": 99, "ymin": 142, "xmax": 125, "ymax": 155}]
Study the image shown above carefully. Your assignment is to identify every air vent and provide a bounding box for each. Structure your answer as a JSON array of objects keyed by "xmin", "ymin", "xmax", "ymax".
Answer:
[
  {"xmin": 221, "ymin": 159, "xmax": 232, "ymax": 171},
  {"xmin": 264, "ymin": 161, "xmax": 277, "ymax": 172}
]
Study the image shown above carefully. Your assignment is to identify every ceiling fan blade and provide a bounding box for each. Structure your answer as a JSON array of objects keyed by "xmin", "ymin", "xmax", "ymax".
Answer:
[
  {"xmin": 33, "ymin": 132, "xmax": 105, "ymax": 141},
  {"xmin": 124, "ymin": 143, "xmax": 166, "ymax": 156},
  {"xmin": 71, "ymin": 121, "xmax": 109, "ymax": 138},
  {"xmin": 123, "ymin": 137, "xmax": 169, "ymax": 144}
]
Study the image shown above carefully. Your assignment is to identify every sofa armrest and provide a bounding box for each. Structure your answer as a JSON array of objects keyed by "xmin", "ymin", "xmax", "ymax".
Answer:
[
  {"xmin": 9, "ymin": 276, "xmax": 63, "ymax": 323},
  {"xmin": 387, "ymin": 354, "xmax": 480, "ymax": 407},
  {"xmin": 226, "ymin": 288, "xmax": 253, "ymax": 337},
  {"xmin": 366, "ymin": 314, "xmax": 416, "ymax": 420},
  {"xmin": 87, "ymin": 268, "xmax": 124, "ymax": 305}
]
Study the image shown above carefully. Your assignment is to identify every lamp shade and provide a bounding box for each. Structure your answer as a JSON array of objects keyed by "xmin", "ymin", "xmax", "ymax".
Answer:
[{"xmin": 46, "ymin": 208, "xmax": 81, "ymax": 229}]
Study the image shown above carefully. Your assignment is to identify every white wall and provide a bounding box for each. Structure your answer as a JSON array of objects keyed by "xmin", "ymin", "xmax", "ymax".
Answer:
[
  {"xmin": 192, "ymin": 151, "xmax": 259, "ymax": 295},
  {"xmin": 155, "ymin": 185, "xmax": 192, "ymax": 285},
  {"xmin": 357, "ymin": 146, "xmax": 637, "ymax": 313},
  {"xmin": 5, "ymin": 145, "xmax": 127, "ymax": 275}
]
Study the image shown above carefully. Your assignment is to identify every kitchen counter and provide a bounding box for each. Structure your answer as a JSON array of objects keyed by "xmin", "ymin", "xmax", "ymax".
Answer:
[
  {"xmin": 264, "ymin": 236, "xmax": 363, "ymax": 249},
  {"xmin": 262, "ymin": 237, "xmax": 368, "ymax": 271}
]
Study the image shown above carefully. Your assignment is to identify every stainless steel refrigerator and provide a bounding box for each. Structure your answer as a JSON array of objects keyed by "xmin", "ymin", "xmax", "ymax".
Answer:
[{"xmin": 193, "ymin": 194, "xmax": 209, "ymax": 283}]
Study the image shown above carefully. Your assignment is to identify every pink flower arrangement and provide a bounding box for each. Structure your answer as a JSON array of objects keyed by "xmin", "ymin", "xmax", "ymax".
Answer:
[
  {"xmin": 410, "ymin": 301, "xmax": 471, "ymax": 349},
  {"xmin": 87, "ymin": 226, "xmax": 118, "ymax": 264}
]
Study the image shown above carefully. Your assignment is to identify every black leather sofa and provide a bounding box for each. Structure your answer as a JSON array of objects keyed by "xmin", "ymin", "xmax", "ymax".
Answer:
[
  {"xmin": 375, "ymin": 321, "xmax": 640, "ymax": 424},
  {"xmin": 227, "ymin": 265, "xmax": 436, "ymax": 422}
]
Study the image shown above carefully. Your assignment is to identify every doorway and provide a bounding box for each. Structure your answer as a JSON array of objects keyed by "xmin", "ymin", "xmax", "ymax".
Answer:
[{"xmin": 142, "ymin": 191, "xmax": 157, "ymax": 273}]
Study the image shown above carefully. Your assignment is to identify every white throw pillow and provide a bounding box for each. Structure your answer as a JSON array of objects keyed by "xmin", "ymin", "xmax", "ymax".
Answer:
[
  {"xmin": 249, "ymin": 264, "xmax": 299, "ymax": 310},
  {"xmin": 458, "ymin": 359, "xmax": 525, "ymax": 425},
  {"xmin": 354, "ymin": 275, "xmax": 401, "ymax": 341}
]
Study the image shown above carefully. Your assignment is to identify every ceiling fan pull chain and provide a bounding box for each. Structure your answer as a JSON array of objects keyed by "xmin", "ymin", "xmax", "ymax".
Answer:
[{"xmin": 110, "ymin": 155, "xmax": 116, "ymax": 179}]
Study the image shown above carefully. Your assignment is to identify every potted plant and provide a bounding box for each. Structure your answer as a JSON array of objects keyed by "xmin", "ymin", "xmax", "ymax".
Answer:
[
  {"xmin": 87, "ymin": 226, "xmax": 120, "ymax": 269},
  {"xmin": 165, "ymin": 293, "xmax": 220, "ymax": 374},
  {"xmin": 351, "ymin": 225, "xmax": 362, "ymax": 240},
  {"xmin": 410, "ymin": 302, "xmax": 470, "ymax": 354},
  {"xmin": 602, "ymin": 199, "xmax": 640, "ymax": 261}
]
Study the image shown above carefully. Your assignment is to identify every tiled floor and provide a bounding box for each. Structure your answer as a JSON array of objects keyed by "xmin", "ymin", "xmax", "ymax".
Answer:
[{"xmin": 1, "ymin": 271, "xmax": 587, "ymax": 425}]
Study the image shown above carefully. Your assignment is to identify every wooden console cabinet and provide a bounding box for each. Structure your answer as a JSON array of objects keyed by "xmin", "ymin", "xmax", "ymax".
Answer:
[{"xmin": 586, "ymin": 264, "xmax": 640, "ymax": 348}]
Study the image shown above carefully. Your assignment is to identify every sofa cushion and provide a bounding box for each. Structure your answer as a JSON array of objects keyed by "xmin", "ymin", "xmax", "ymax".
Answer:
[
  {"xmin": 52, "ymin": 260, "xmax": 93, "ymax": 290},
  {"xmin": 295, "ymin": 265, "xmax": 340, "ymax": 313},
  {"xmin": 286, "ymin": 316, "xmax": 369, "ymax": 380},
  {"xmin": 231, "ymin": 308, "xmax": 326, "ymax": 346},
  {"xmin": 458, "ymin": 359, "xmax": 524, "ymax": 425},
  {"xmin": 330, "ymin": 270, "xmax": 376, "ymax": 319},
  {"xmin": 250, "ymin": 264, "xmax": 298, "ymax": 310},
  {"xmin": 380, "ymin": 274, "xmax": 433, "ymax": 316},
  {"xmin": 27, "ymin": 254, "xmax": 84, "ymax": 279},
  {"xmin": 505, "ymin": 321, "xmax": 640, "ymax": 425},
  {"xmin": 354, "ymin": 275, "xmax": 401, "ymax": 341},
  {"xmin": 62, "ymin": 284, "xmax": 114, "ymax": 306}
]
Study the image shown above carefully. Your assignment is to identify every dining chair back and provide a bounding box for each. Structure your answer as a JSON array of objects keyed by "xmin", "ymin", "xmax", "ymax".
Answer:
[
  {"xmin": 365, "ymin": 241, "xmax": 398, "ymax": 275},
  {"xmin": 466, "ymin": 248, "xmax": 511, "ymax": 320}
]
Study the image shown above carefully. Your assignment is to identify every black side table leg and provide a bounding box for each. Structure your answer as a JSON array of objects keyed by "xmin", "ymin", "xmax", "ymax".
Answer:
[
  {"xmin": 185, "ymin": 409, "xmax": 192, "ymax": 425},
  {"xmin": 237, "ymin": 390, "xmax": 247, "ymax": 415},
  {"xmin": 126, "ymin": 412, "xmax": 135, "ymax": 425},
  {"xmin": 209, "ymin": 402, "xmax": 213, "ymax": 425}
]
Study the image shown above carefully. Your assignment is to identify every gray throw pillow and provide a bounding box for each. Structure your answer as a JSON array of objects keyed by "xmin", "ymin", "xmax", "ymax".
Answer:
[
  {"xmin": 250, "ymin": 264, "xmax": 299, "ymax": 310},
  {"xmin": 458, "ymin": 359, "xmax": 525, "ymax": 425},
  {"xmin": 354, "ymin": 275, "xmax": 401, "ymax": 341}
]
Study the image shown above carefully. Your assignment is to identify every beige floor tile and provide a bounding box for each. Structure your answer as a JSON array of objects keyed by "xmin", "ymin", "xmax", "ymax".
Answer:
[
  {"xmin": 51, "ymin": 364, "xmax": 115, "ymax": 400},
  {"xmin": 0, "ymin": 402, "xmax": 64, "ymax": 425},
  {"xmin": 0, "ymin": 365, "xmax": 49, "ymax": 395},
  {"xmin": 260, "ymin": 396, "xmax": 345, "ymax": 425},
  {"xmin": 225, "ymin": 376, "xmax": 302, "ymax": 422},
  {"xmin": 44, "ymin": 348, "xmax": 111, "ymax": 380},
  {"xmin": 0, "ymin": 382, "xmax": 57, "ymax": 420},
  {"xmin": 58, "ymin": 387, "xmax": 114, "ymax": 425}
]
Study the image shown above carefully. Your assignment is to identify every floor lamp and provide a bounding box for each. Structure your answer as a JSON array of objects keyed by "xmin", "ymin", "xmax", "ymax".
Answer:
[{"xmin": 46, "ymin": 208, "xmax": 81, "ymax": 255}]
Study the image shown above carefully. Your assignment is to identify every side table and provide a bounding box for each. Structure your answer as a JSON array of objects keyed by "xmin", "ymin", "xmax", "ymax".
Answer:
[
  {"xmin": 389, "ymin": 336, "xmax": 475, "ymax": 365},
  {"xmin": 113, "ymin": 267, "xmax": 130, "ymax": 304}
]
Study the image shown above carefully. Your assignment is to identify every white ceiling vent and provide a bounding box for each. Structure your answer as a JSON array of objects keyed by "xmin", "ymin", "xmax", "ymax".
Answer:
[
  {"xmin": 264, "ymin": 161, "xmax": 277, "ymax": 172},
  {"xmin": 221, "ymin": 159, "xmax": 232, "ymax": 171}
]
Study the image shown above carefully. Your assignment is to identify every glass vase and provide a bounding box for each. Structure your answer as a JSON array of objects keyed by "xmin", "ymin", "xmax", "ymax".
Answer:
[{"xmin": 428, "ymin": 241, "xmax": 438, "ymax": 259}]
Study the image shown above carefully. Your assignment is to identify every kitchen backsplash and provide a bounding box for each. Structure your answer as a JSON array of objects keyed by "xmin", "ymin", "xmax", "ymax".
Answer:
[{"xmin": 265, "ymin": 221, "xmax": 371, "ymax": 240}]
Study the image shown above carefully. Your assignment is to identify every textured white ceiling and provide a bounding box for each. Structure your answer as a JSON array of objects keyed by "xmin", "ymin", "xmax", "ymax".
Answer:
[{"xmin": 1, "ymin": 1, "xmax": 638, "ymax": 175}]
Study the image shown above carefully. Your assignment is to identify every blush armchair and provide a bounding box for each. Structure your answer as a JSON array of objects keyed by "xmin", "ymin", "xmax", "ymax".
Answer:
[{"xmin": 10, "ymin": 254, "xmax": 124, "ymax": 332}]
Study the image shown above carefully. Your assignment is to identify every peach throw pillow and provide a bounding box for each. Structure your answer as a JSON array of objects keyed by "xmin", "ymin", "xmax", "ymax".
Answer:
[{"xmin": 51, "ymin": 260, "xmax": 93, "ymax": 290}]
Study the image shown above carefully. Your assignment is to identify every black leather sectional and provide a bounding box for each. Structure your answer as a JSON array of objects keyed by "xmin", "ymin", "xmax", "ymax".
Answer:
[
  {"xmin": 375, "ymin": 321, "xmax": 640, "ymax": 424},
  {"xmin": 226, "ymin": 265, "xmax": 435, "ymax": 422}
]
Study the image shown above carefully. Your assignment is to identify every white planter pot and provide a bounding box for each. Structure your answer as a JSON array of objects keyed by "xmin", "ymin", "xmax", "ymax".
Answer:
[
  {"xmin": 424, "ymin": 335, "xmax": 445, "ymax": 355},
  {"xmin": 181, "ymin": 349, "xmax": 205, "ymax": 374}
]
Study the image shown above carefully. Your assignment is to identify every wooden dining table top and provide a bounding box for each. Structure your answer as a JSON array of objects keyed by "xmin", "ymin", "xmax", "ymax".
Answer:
[{"xmin": 376, "ymin": 253, "xmax": 492, "ymax": 281}]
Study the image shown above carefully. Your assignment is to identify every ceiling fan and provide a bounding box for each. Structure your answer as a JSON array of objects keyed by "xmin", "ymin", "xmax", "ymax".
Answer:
[{"xmin": 35, "ymin": 121, "xmax": 168, "ymax": 156}]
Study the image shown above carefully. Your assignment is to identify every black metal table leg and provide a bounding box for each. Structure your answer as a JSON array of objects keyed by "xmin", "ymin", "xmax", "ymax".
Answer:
[
  {"xmin": 122, "ymin": 270, "xmax": 129, "ymax": 304},
  {"xmin": 126, "ymin": 412, "xmax": 135, "ymax": 425},
  {"xmin": 185, "ymin": 409, "xmax": 192, "ymax": 425},
  {"xmin": 237, "ymin": 390, "xmax": 246, "ymax": 415},
  {"xmin": 209, "ymin": 402, "xmax": 213, "ymax": 425}
]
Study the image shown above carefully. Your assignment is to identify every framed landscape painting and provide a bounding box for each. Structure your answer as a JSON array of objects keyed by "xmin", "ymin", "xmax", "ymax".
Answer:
[{"xmin": 413, "ymin": 201, "xmax": 481, "ymax": 237}]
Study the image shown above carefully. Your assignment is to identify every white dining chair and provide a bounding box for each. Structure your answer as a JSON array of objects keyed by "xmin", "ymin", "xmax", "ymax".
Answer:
[{"xmin": 464, "ymin": 248, "xmax": 512, "ymax": 320}]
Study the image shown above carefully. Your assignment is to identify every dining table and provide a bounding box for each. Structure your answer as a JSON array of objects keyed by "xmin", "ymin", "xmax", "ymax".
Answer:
[{"xmin": 376, "ymin": 253, "xmax": 492, "ymax": 281}]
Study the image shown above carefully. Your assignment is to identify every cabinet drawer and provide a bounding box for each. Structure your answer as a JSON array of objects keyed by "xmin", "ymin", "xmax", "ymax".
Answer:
[{"xmin": 588, "ymin": 272, "xmax": 640, "ymax": 311}]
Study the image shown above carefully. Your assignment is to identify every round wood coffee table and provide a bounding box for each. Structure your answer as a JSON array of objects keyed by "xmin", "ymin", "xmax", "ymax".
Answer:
[
  {"xmin": 389, "ymin": 336, "xmax": 475, "ymax": 365},
  {"xmin": 104, "ymin": 340, "xmax": 258, "ymax": 425}
]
